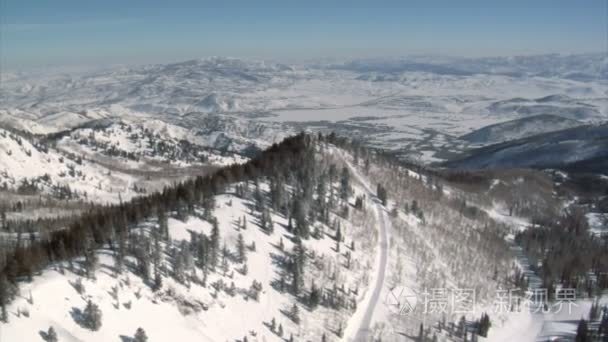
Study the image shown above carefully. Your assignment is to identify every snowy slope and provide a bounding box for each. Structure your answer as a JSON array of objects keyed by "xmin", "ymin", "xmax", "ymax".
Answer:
[
  {"xmin": 56, "ymin": 118, "xmax": 248, "ymax": 167},
  {"xmin": 0, "ymin": 128, "xmax": 141, "ymax": 203},
  {"xmin": 0, "ymin": 123, "xmax": 251, "ymax": 204},
  {"xmin": 2, "ymin": 54, "xmax": 608, "ymax": 164},
  {"xmin": 445, "ymin": 123, "xmax": 608, "ymax": 172},
  {"xmin": 460, "ymin": 114, "xmax": 583, "ymax": 144},
  {"xmin": 0, "ymin": 169, "xmax": 381, "ymax": 342}
]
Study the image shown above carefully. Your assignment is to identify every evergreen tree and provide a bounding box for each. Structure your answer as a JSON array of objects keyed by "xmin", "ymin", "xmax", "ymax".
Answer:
[
  {"xmin": 458, "ymin": 316, "xmax": 466, "ymax": 338},
  {"xmin": 293, "ymin": 197, "xmax": 310, "ymax": 239},
  {"xmin": 589, "ymin": 299, "xmax": 601, "ymax": 321},
  {"xmin": 266, "ymin": 211, "xmax": 274, "ymax": 233},
  {"xmin": 377, "ymin": 183, "xmax": 387, "ymax": 206},
  {"xmin": 83, "ymin": 300, "xmax": 102, "ymax": 331},
  {"xmin": 254, "ymin": 181, "xmax": 264, "ymax": 212},
  {"xmin": 291, "ymin": 238, "xmax": 305, "ymax": 294},
  {"xmin": 158, "ymin": 210, "xmax": 169, "ymax": 240},
  {"xmin": 309, "ymin": 281, "xmax": 321, "ymax": 309},
  {"xmin": 134, "ymin": 327, "xmax": 148, "ymax": 342},
  {"xmin": 335, "ymin": 224, "xmax": 342, "ymax": 242},
  {"xmin": 0, "ymin": 274, "xmax": 11, "ymax": 323},
  {"xmin": 576, "ymin": 318, "xmax": 589, "ymax": 342},
  {"xmin": 210, "ymin": 219, "xmax": 220, "ymax": 269},
  {"xmin": 237, "ymin": 233, "xmax": 247, "ymax": 263},
  {"xmin": 46, "ymin": 326, "xmax": 58, "ymax": 342},
  {"xmin": 152, "ymin": 230, "xmax": 163, "ymax": 291},
  {"xmin": 270, "ymin": 317, "xmax": 276, "ymax": 332},
  {"xmin": 475, "ymin": 313, "xmax": 491, "ymax": 337},
  {"xmin": 339, "ymin": 167, "xmax": 350, "ymax": 201},
  {"xmin": 83, "ymin": 235, "xmax": 98, "ymax": 279},
  {"xmin": 291, "ymin": 303, "xmax": 300, "ymax": 324}
]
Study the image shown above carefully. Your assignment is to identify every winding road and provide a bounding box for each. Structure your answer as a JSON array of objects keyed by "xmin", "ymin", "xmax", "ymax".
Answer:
[{"xmin": 340, "ymin": 152, "xmax": 390, "ymax": 342}]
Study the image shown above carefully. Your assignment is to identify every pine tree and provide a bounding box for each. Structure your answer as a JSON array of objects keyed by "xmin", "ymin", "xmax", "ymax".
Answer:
[
  {"xmin": 152, "ymin": 230, "xmax": 163, "ymax": 291},
  {"xmin": 291, "ymin": 238, "xmax": 305, "ymax": 294},
  {"xmin": 309, "ymin": 282, "xmax": 321, "ymax": 309},
  {"xmin": 335, "ymin": 224, "xmax": 342, "ymax": 242},
  {"xmin": 210, "ymin": 219, "xmax": 220, "ymax": 269},
  {"xmin": 83, "ymin": 300, "xmax": 102, "ymax": 331},
  {"xmin": 83, "ymin": 235, "xmax": 98, "ymax": 279},
  {"xmin": 254, "ymin": 181, "xmax": 264, "ymax": 212},
  {"xmin": 158, "ymin": 210, "xmax": 169, "ymax": 240},
  {"xmin": 339, "ymin": 167, "xmax": 350, "ymax": 201},
  {"xmin": 46, "ymin": 326, "xmax": 58, "ymax": 342},
  {"xmin": 278, "ymin": 323, "xmax": 283, "ymax": 337},
  {"xmin": 270, "ymin": 317, "xmax": 276, "ymax": 332},
  {"xmin": 576, "ymin": 318, "xmax": 589, "ymax": 342},
  {"xmin": 589, "ymin": 299, "xmax": 600, "ymax": 321},
  {"xmin": 266, "ymin": 211, "xmax": 274, "ymax": 233},
  {"xmin": 418, "ymin": 323, "xmax": 424, "ymax": 342},
  {"xmin": 291, "ymin": 303, "xmax": 300, "ymax": 324},
  {"xmin": 0, "ymin": 274, "xmax": 10, "ymax": 323},
  {"xmin": 237, "ymin": 233, "xmax": 247, "ymax": 263},
  {"xmin": 458, "ymin": 315, "xmax": 466, "ymax": 337},
  {"xmin": 377, "ymin": 183, "xmax": 387, "ymax": 206},
  {"xmin": 293, "ymin": 197, "xmax": 310, "ymax": 239},
  {"xmin": 477, "ymin": 313, "xmax": 491, "ymax": 337},
  {"xmin": 134, "ymin": 327, "xmax": 148, "ymax": 342}
]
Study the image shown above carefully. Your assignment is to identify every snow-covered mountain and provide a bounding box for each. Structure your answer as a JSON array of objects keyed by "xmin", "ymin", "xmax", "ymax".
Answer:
[
  {"xmin": 460, "ymin": 114, "xmax": 583, "ymax": 144},
  {"xmin": 0, "ymin": 117, "xmax": 262, "ymax": 204},
  {"xmin": 55, "ymin": 118, "xmax": 250, "ymax": 166},
  {"xmin": 0, "ymin": 57, "xmax": 302, "ymax": 120},
  {"xmin": 0, "ymin": 126, "xmax": 144, "ymax": 203},
  {"xmin": 0, "ymin": 135, "xmax": 521, "ymax": 342},
  {"xmin": 2, "ymin": 54, "xmax": 607, "ymax": 164},
  {"xmin": 331, "ymin": 53, "xmax": 608, "ymax": 80},
  {"xmin": 445, "ymin": 123, "xmax": 608, "ymax": 172}
]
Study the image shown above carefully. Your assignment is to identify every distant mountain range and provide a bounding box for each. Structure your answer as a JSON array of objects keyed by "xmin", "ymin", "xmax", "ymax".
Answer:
[
  {"xmin": 331, "ymin": 53, "xmax": 608, "ymax": 81},
  {"xmin": 1, "ymin": 53, "xmax": 607, "ymax": 165},
  {"xmin": 460, "ymin": 114, "xmax": 583, "ymax": 144},
  {"xmin": 446, "ymin": 123, "xmax": 608, "ymax": 173}
]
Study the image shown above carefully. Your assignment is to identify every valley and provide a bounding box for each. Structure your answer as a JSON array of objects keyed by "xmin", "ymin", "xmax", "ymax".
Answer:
[{"xmin": 0, "ymin": 54, "xmax": 607, "ymax": 342}]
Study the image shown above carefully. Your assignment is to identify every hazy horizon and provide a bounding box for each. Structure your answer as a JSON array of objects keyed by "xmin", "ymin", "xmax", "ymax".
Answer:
[{"xmin": 1, "ymin": 0, "xmax": 606, "ymax": 70}]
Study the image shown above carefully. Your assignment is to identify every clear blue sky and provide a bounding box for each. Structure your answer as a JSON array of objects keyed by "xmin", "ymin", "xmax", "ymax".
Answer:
[{"xmin": 1, "ymin": 0, "xmax": 606, "ymax": 69}]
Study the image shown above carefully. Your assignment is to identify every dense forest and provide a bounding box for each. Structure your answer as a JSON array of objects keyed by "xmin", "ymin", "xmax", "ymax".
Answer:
[
  {"xmin": 1, "ymin": 131, "xmax": 607, "ymax": 340},
  {"xmin": 0, "ymin": 133, "xmax": 316, "ymax": 314}
]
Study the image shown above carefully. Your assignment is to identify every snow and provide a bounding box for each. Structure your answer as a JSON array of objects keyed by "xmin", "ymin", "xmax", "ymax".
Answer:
[
  {"xmin": 2, "ymin": 54, "xmax": 608, "ymax": 341},
  {"xmin": 0, "ymin": 127, "xmax": 141, "ymax": 203},
  {"xmin": 2, "ymin": 55, "xmax": 607, "ymax": 165},
  {"xmin": 338, "ymin": 150, "xmax": 391, "ymax": 342},
  {"xmin": 586, "ymin": 212, "xmax": 607, "ymax": 236},
  {"xmin": 0, "ymin": 161, "xmax": 382, "ymax": 342}
]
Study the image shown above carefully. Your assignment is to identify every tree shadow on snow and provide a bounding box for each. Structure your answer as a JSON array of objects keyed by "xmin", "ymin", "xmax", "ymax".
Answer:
[
  {"xmin": 70, "ymin": 307, "xmax": 86, "ymax": 328},
  {"xmin": 119, "ymin": 335, "xmax": 134, "ymax": 342},
  {"xmin": 39, "ymin": 330, "xmax": 51, "ymax": 342}
]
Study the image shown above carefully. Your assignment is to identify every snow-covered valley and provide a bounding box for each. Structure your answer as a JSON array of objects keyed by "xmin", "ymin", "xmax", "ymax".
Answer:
[{"xmin": 1, "ymin": 54, "xmax": 608, "ymax": 342}]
